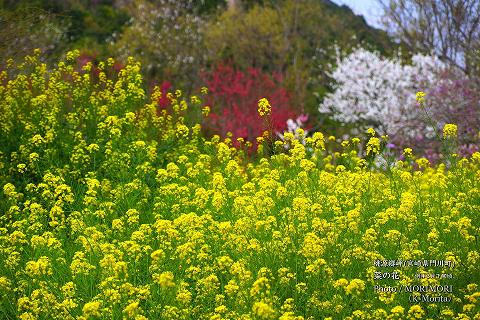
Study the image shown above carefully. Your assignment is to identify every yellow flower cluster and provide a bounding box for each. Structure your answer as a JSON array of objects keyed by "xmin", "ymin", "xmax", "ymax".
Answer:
[
  {"xmin": 366, "ymin": 137, "xmax": 380, "ymax": 155},
  {"xmin": 0, "ymin": 52, "xmax": 478, "ymax": 319},
  {"xmin": 443, "ymin": 123, "xmax": 458, "ymax": 139},
  {"xmin": 416, "ymin": 91, "xmax": 426, "ymax": 104},
  {"xmin": 258, "ymin": 98, "xmax": 272, "ymax": 117},
  {"xmin": 403, "ymin": 147, "xmax": 413, "ymax": 158}
]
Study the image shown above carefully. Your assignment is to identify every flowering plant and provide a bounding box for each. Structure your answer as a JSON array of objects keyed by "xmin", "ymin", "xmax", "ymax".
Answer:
[
  {"xmin": 202, "ymin": 62, "xmax": 296, "ymax": 142},
  {"xmin": 319, "ymin": 47, "xmax": 445, "ymax": 136}
]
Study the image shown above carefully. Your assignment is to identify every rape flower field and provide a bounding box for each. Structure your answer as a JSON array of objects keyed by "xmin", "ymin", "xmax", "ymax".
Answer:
[{"xmin": 0, "ymin": 52, "xmax": 479, "ymax": 320}]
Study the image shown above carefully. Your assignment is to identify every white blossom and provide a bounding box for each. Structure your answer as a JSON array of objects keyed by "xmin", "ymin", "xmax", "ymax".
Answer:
[{"xmin": 319, "ymin": 47, "xmax": 446, "ymax": 136}]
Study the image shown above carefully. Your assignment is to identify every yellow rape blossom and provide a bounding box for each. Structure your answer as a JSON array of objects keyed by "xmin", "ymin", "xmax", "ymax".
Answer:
[
  {"xmin": 252, "ymin": 301, "xmax": 276, "ymax": 319},
  {"xmin": 82, "ymin": 301, "xmax": 101, "ymax": 317},
  {"xmin": 443, "ymin": 123, "xmax": 458, "ymax": 139},
  {"xmin": 0, "ymin": 54, "xmax": 478, "ymax": 320},
  {"xmin": 416, "ymin": 91, "xmax": 426, "ymax": 104},
  {"xmin": 403, "ymin": 148, "xmax": 413, "ymax": 158},
  {"xmin": 366, "ymin": 137, "xmax": 380, "ymax": 155},
  {"xmin": 258, "ymin": 98, "xmax": 272, "ymax": 117}
]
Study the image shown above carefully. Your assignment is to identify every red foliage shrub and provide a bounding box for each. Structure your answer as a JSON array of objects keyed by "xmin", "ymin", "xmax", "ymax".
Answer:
[
  {"xmin": 157, "ymin": 80, "xmax": 173, "ymax": 110},
  {"xmin": 201, "ymin": 62, "xmax": 297, "ymax": 142}
]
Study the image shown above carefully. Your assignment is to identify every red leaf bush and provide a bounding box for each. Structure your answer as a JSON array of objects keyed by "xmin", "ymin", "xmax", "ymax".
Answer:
[
  {"xmin": 201, "ymin": 62, "xmax": 297, "ymax": 142},
  {"xmin": 157, "ymin": 80, "xmax": 173, "ymax": 111}
]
